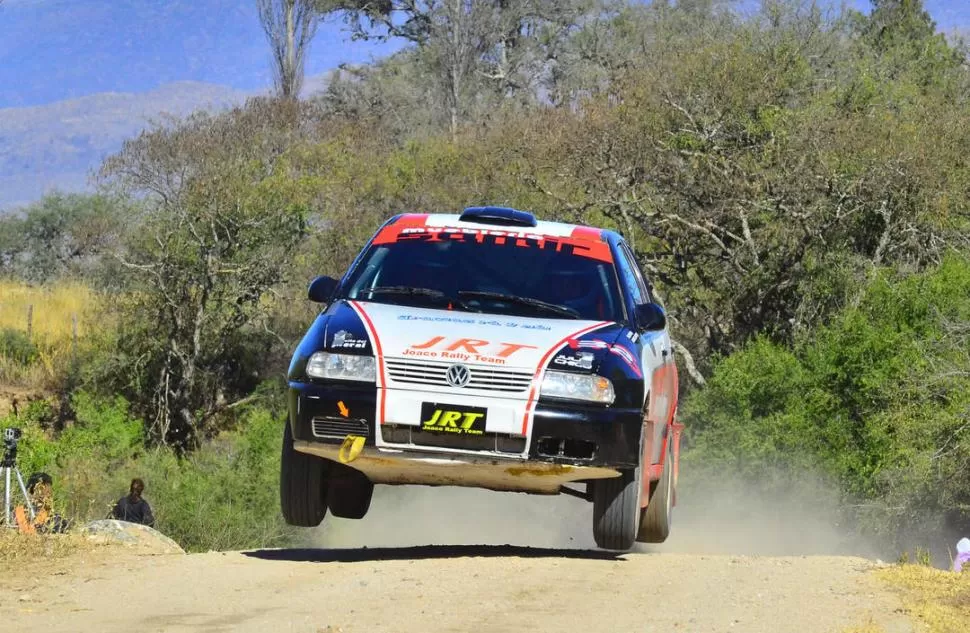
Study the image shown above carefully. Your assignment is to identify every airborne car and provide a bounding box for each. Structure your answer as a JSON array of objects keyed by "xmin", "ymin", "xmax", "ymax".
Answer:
[{"xmin": 281, "ymin": 206, "xmax": 681, "ymax": 551}]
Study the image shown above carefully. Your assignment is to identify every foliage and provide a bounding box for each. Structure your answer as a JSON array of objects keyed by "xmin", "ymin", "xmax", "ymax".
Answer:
[
  {"xmin": 135, "ymin": 406, "xmax": 293, "ymax": 552},
  {"xmin": 98, "ymin": 97, "xmax": 313, "ymax": 449},
  {"xmin": 301, "ymin": 0, "xmax": 970, "ymax": 389},
  {"xmin": 1, "ymin": 0, "xmax": 970, "ymax": 556},
  {"xmin": 682, "ymin": 256, "xmax": 970, "ymax": 541},
  {"xmin": 319, "ymin": 0, "xmax": 593, "ymax": 136},
  {"xmin": 0, "ymin": 191, "xmax": 128, "ymax": 285},
  {"xmin": 2, "ymin": 393, "xmax": 292, "ymax": 553},
  {"xmin": 0, "ymin": 328, "xmax": 36, "ymax": 366}
]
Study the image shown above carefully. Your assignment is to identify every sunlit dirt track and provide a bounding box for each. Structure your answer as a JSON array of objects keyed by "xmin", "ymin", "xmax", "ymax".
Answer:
[
  {"xmin": 1, "ymin": 546, "xmax": 916, "ymax": 633},
  {"xmin": 0, "ymin": 484, "xmax": 919, "ymax": 633}
]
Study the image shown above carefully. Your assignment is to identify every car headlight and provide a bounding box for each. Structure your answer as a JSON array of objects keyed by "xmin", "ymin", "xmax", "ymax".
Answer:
[
  {"xmin": 540, "ymin": 370, "xmax": 615, "ymax": 404},
  {"xmin": 306, "ymin": 352, "xmax": 376, "ymax": 382}
]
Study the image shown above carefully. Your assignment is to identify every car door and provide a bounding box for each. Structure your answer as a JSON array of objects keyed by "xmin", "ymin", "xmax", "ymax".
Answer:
[{"xmin": 616, "ymin": 242, "xmax": 677, "ymax": 473}]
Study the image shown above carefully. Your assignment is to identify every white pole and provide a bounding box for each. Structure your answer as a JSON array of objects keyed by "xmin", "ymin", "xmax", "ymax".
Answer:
[{"xmin": 4, "ymin": 468, "xmax": 10, "ymax": 527}]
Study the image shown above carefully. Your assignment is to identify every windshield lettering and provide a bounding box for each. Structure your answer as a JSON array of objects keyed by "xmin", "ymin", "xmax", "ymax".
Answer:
[{"xmin": 393, "ymin": 227, "xmax": 612, "ymax": 263}]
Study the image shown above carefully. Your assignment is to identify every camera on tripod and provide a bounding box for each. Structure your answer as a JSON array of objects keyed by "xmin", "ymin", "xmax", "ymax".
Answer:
[
  {"xmin": 2, "ymin": 428, "xmax": 21, "ymax": 466},
  {"xmin": 2, "ymin": 427, "xmax": 32, "ymax": 528}
]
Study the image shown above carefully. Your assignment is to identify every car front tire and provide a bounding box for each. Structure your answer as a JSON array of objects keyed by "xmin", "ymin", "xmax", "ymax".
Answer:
[
  {"xmin": 280, "ymin": 421, "xmax": 330, "ymax": 527},
  {"xmin": 591, "ymin": 431, "xmax": 644, "ymax": 551},
  {"xmin": 327, "ymin": 463, "xmax": 374, "ymax": 519},
  {"xmin": 591, "ymin": 467, "xmax": 641, "ymax": 551}
]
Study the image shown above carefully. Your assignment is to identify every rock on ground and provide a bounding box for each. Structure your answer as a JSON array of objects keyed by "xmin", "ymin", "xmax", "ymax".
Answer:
[{"xmin": 80, "ymin": 519, "xmax": 185, "ymax": 555}]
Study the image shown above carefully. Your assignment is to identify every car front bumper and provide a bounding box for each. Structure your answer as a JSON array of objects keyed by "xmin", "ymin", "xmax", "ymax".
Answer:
[{"xmin": 288, "ymin": 381, "xmax": 643, "ymax": 473}]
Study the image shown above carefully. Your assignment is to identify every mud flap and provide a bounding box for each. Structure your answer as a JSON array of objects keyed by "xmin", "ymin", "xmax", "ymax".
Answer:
[{"xmin": 671, "ymin": 422, "xmax": 684, "ymax": 506}]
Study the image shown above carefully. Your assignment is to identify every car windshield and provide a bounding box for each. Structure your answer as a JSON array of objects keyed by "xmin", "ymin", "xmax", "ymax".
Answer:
[{"xmin": 342, "ymin": 228, "xmax": 624, "ymax": 321}]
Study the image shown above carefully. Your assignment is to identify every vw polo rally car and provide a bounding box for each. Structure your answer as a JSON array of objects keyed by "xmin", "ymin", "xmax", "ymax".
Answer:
[{"xmin": 281, "ymin": 206, "xmax": 682, "ymax": 551}]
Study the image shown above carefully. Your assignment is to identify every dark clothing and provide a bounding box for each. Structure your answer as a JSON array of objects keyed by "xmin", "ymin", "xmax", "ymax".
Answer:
[{"xmin": 111, "ymin": 495, "xmax": 155, "ymax": 527}]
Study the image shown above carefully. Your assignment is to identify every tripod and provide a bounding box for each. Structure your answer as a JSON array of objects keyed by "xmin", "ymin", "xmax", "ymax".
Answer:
[{"xmin": 2, "ymin": 429, "xmax": 34, "ymax": 529}]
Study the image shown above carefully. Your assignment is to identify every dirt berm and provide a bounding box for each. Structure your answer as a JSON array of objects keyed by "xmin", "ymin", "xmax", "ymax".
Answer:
[{"xmin": 0, "ymin": 484, "xmax": 917, "ymax": 633}]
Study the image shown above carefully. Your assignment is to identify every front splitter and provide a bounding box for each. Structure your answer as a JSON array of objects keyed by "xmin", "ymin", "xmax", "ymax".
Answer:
[{"xmin": 294, "ymin": 441, "xmax": 621, "ymax": 495}]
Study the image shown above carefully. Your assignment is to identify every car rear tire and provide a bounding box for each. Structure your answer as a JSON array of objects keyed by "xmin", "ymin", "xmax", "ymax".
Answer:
[
  {"xmin": 327, "ymin": 464, "xmax": 374, "ymax": 520},
  {"xmin": 280, "ymin": 421, "xmax": 330, "ymax": 527},
  {"xmin": 637, "ymin": 434, "xmax": 673, "ymax": 543}
]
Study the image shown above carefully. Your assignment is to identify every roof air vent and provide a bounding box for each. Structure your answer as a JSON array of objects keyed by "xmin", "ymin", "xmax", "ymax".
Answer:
[{"xmin": 459, "ymin": 206, "xmax": 538, "ymax": 228}]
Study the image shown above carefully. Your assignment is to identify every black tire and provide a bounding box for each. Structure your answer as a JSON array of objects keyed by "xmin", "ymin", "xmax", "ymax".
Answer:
[
  {"xmin": 592, "ymin": 434, "xmax": 643, "ymax": 551},
  {"xmin": 637, "ymin": 434, "xmax": 673, "ymax": 543},
  {"xmin": 280, "ymin": 421, "xmax": 330, "ymax": 527},
  {"xmin": 327, "ymin": 463, "xmax": 374, "ymax": 520}
]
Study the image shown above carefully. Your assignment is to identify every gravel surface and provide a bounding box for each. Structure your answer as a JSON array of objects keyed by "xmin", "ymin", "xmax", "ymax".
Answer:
[{"xmin": 0, "ymin": 546, "xmax": 913, "ymax": 633}]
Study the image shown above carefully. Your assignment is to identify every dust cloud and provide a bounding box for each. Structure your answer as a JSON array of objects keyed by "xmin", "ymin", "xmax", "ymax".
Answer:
[
  {"xmin": 311, "ymin": 484, "xmax": 597, "ymax": 550},
  {"xmin": 307, "ymin": 469, "xmax": 889, "ymax": 560},
  {"xmin": 649, "ymin": 472, "xmax": 886, "ymax": 560}
]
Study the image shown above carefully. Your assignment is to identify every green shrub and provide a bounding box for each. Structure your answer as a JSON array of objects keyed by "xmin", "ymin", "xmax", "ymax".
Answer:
[
  {"xmin": 0, "ymin": 328, "xmax": 37, "ymax": 366},
  {"xmin": 135, "ymin": 407, "xmax": 293, "ymax": 552},
  {"xmin": 683, "ymin": 255, "xmax": 970, "ymax": 544},
  {"xmin": 2, "ymin": 393, "xmax": 292, "ymax": 552}
]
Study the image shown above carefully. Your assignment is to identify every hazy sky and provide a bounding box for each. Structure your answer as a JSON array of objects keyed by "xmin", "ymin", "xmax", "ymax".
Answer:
[
  {"xmin": 0, "ymin": 0, "xmax": 967, "ymax": 109},
  {"xmin": 0, "ymin": 0, "xmax": 403, "ymax": 108}
]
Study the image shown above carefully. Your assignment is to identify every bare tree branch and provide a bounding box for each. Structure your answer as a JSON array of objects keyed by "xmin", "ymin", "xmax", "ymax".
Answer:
[
  {"xmin": 672, "ymin": 339, "xmax": 706, "ymax": 386},
  {"xmin": 258, "ymin": 0, "xmax": 320, "ymax": 99}
]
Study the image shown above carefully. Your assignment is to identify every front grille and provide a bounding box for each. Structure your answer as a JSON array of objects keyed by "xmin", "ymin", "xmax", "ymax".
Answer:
[
  {"xmin": 382, "ymin": 424, "xmax": 526, "ymax": 454},
  {"xmin": 312, "ymin": 416, "xmax": 369, "ymax": 439},
  {"xmin": 384, "ymin": 358, "xmax": 533, "ymax": 393}
]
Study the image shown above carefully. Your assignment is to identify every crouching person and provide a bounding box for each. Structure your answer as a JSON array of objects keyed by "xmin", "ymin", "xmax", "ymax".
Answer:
[{"xmin": 15, "ymin": 472, "xmax": 71, "ymax": 534}]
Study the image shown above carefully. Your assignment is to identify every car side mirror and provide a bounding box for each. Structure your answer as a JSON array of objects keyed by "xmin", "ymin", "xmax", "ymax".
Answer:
[
  {"xmin": 308, "ymin": 276, "xmax": 339, "ymax": 303},
  {"xmin": 635, "ymin": 302, "xmax": 666, "ymax": 332}
]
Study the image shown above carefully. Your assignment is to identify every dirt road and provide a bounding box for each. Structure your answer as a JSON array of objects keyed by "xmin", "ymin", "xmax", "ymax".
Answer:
[
  {"xmin": 0, "ymin": 546, "xmax": 912, "ymax": 633},
  {"xmin": 0, "ymin": 484, "xmax": 919, "ymax": 633}
]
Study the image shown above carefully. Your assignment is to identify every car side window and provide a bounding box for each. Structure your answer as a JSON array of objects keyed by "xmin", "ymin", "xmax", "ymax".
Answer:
[
  {"xmin": 615, "ymin": 243, "xmax": 646, "ymax": 306},
  {"xmin": 620, "ymin": 243, "xmax": 656, "ymax": 305}
]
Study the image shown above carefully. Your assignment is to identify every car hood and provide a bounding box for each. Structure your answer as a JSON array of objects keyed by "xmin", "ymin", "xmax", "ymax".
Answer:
[{"xmin": 333, "ymin": 300, "xmax": 620, "ymax": 371}]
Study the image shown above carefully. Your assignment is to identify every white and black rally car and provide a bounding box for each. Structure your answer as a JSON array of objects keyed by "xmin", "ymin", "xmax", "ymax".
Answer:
[{"xmin": 281, "ymin": 206, "xmax": 682, "ymax": 551}]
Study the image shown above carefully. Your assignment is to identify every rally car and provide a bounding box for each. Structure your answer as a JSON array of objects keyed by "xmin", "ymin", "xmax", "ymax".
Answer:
[{"xmin": 281, "ymin": 206, "xmax": 682, "ymax": 551}]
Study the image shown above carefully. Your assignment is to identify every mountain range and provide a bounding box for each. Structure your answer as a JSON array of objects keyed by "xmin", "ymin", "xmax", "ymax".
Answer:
[
  {"xmin": 0, "ymin": 0, "xmax": 394, "ymax": 212},
  {"xmin": 0, "ymin": 80, "xmax": 253, "ymax": 210}
]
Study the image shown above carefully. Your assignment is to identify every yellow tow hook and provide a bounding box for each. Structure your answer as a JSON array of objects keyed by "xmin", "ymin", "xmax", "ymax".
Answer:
[{"xmin": 338, "ymin": 435, "xmax": 366, "ymax": 464}]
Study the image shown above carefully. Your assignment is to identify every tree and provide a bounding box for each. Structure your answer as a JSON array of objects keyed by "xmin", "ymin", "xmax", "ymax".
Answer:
[
  {"xmin": 514, "ymin": 1, "xmax": 970, "ymax": 382},
  {"xmin": 258, "ymin": 0, "xmax": 320, "ymax": 99},
  {"xmin": 322, "ymin": 0, "xmax": 595, "ymax": 137},
  {"xmin": 852, "ymin": 0, "xmax": 965, "ymax": 87},
  {"xmin": 862, "ymin": 0, "xmax": 936, "ymax": 51},
  {"xmin": 681, "ymin": 255, "xmax": 970, "ymax": 546},
  {"xmin": 317, "ymin": 51, "xmax": 442, "ymax": 140},
  {"xmin": 99, "ymin": 98, "xmax": 314, "ymax": 450},
  {"xmin": 0, "ymin": 192, "xmax": 126, "ymax": 284}
]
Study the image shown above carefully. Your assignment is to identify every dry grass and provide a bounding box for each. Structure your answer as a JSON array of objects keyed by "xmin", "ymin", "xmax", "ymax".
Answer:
[
  {"xmin": 0, "ymin": 529, "xmax": 100, "ymax": 563},
  {"xmin": 870, "ymin": 564, "xmax": 970, "ymax": 633},
  {"xmin": 0, "ymin": 280, "xmax": 102, "ymax": 389},
  {"xmin": 0, "ymin": 280, "xmax": 96, "ymax": 338}
]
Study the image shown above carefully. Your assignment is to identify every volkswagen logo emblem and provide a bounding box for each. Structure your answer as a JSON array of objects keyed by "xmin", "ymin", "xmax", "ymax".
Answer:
[{"xmin": 445, "ymin": 364, "xmax": 471, "ymax": 388}]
